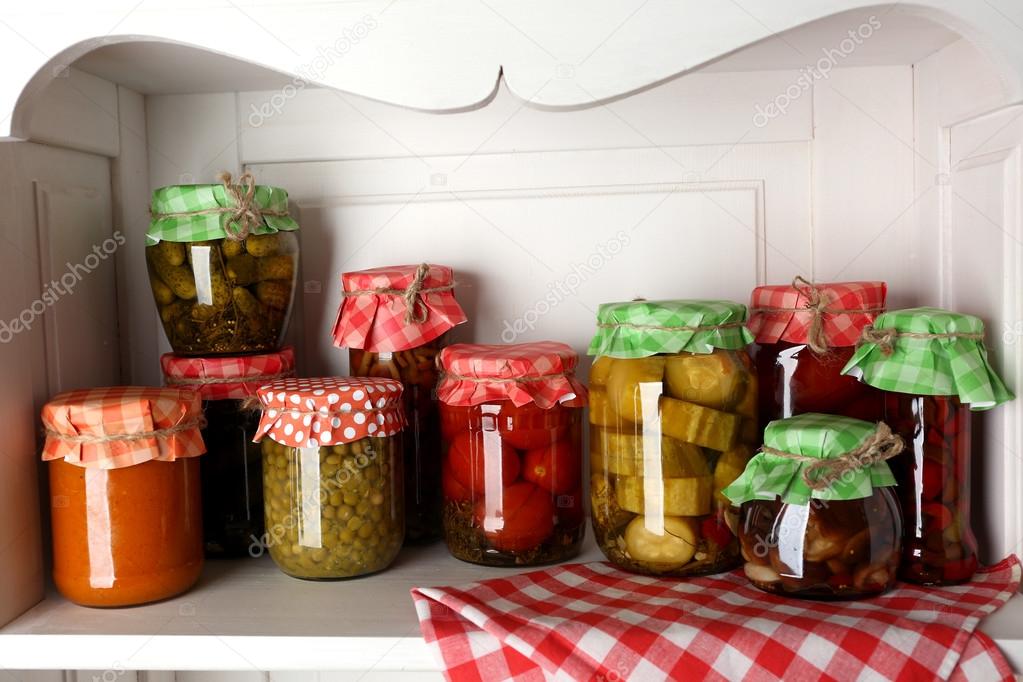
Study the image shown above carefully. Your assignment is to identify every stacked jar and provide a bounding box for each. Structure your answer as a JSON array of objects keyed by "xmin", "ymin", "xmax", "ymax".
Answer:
[
  {"xmin": 748, "ymin": 278, "xmax": 886, "ymax": 430},
  {"xmin": 253, "ymin": 377, "xmax": 406, "ymax": 579},
  {"xmin": 588, "ymin": 300, "xmax": 757, "ymax": 576},
  {"xmin": 333, "ymin": 264, "xmax": 467, "ymax": 543},
  {"xmin": 41, "ymin": 387, "xmax": 206, "ymax": 607},
  {"xmin": 161, "ymin": 348, "xmax": 296, "ymax": 558},
  {"xmin": 842, "ymin": 307, "xmax": 1014, "ymax": 585},
  {"xmin": 437, "ymin": 342, "xmax": 587, "ymax": 566}
]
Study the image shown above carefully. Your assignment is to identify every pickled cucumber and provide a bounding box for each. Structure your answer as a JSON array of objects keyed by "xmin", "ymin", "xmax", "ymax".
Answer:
[
  {"xmin": 256, "ymin": 280, "xmax": 291, "ymax": 310},
  {"xmin": 257, "ymin": 254, "xmax": 295, "ymax": 281},
  {"xmin": 592, "ymin": 429, "xmax": 708, "ymax": 477},
  {"xmin": 150, "ymin": 276, "xmax": 176, "ymax": 305},
  {"xmin": 153, "ymin": 240, "xmax": 186, "ymax": 267},
  {"xmin": 616, "ymin": 475, "xmax": 713, "ymax": 516},
  {"xmin": 226, "ymin": 253, "xmax": 258, "ymax": 285},
  {"xmin": 149, "ymin": 249, "xmax": 197, "ymax": 300},
  {"xmin": 606, "ymin": 357, "xmax": 666, "ymax": 423},
  {"xmin": 665, "ymin": 352, "xmax": 743, "ymax": 410},
  {"xmin": 222, "ymin": 238, "xmax": 245, "ymax": 258},
  {"xmin": 659, "ymin": 396, "xmax": 739, "ymax": 451},
  {"xmin": 246, "ymin": 233, "xmax": 282, "ymax": 257}
]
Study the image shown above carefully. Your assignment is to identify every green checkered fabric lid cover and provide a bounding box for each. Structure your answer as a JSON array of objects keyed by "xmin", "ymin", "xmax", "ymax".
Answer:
[
  {"xmin": 587, "ymin": 299, "xmax": 753, "ymax": 358},
  {"xmin": 146, "ymin": 177, "xmax": 298, "ymax": 245},
  {"xmin": 722, "ymin": 413, "xmax": 897, "ymax": 506},
  {"xmin": 840, "ymin": 307, "xmax": 1013, "ymax": 411}
]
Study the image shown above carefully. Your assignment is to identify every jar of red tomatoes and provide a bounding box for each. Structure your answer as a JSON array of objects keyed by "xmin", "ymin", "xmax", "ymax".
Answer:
[
  {"xmin": 842, "ymin": 307, "xmax": 1014, "ymax": 585},
  {"xmin": 41, "ymin": 387, "xmax": 206, "ymax": 607},
  {"xmin": 333, "ymin": 264, "xmax": 466, "ymax": 544},
  {"xmin": 437, "ymin": 342, "xmax": 587, "ymax": 566},
  {"xmin": 724, "ymin": 413, "xmax": 904, "ymax": 599},
  {"xmin": 748, "ymin": 278, "xmax": 886, "ymax": 431}
]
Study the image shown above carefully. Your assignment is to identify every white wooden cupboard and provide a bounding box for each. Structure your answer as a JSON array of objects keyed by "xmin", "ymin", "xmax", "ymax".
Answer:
[{"xmin": 1, "ymin": 1, "xmax": 1022, "ymax": 677}]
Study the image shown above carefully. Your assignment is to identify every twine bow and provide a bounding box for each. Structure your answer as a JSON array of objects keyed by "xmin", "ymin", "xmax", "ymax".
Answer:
[
  {"xmin": 760, "ymin": 422, "xmax": 904, "ymax": 491},
  {"xmin": 342, "ymin": 262, "xmax": 455, "ymax": 325},
  {"xmin": 859, "ymin": 325, "xmax": 986, "ymax": 356}
]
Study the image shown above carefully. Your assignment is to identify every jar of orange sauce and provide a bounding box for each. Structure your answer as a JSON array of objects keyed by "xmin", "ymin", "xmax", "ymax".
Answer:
[{"xmin": 41, "ymin": 387, "xmax": 207, "ymax": 607}]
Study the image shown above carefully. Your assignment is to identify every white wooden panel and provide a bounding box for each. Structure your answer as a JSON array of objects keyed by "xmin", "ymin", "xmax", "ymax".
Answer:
[
  {"xmin": 146, "ymin": 93, "xmax": 241, "ymax": 190},
  {"xmin": 175, "ymin": 674, "xmax": 264, "ymax": 682},
  {"xmin": 1, "ymin": 672, "xmax": 64, "ymax": 682},
  {"xmin": 18, "ymin": 67, "xmax": 119, "ymax": 158},
  {"xmin": 70, "ymin": 672, "xmax": 138, "ymax": 682},
  {"xmin": 811, "ymin": 66, "xmax": 918, "ymax": 306},
  {"xmin": 949, "ymin": 106, "xmax": 1023, "ymax": 563}
]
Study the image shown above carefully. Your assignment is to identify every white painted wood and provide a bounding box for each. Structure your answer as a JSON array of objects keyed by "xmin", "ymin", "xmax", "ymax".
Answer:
[
  {"xmin": 1, "ymin": 672, "xmax": 64, "ymax": 682},
  {"xmin": 16, "ymin": 67, "xmax": 119, "ymax": 157},
  {"xmin": 174, "ymin": 674, "xmax": 264, "ymax": 682},
  {"xmin": 69, "ymin": 672, "xmax": 137, "ymax": 682}
]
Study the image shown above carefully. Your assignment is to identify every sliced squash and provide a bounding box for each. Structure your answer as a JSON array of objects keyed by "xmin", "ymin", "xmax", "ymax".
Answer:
[
  {"xmin": 665, "ymin": 352, "xmax": 743, "ymax": 410},
  {"xmin": 616, "ymin": 475, "xmax": 713, "ymax": 516},
  {"xmin": 606, "ymin": 357, "xmax": 666, "ymax": 423},
  {"xmin": 658, "ymin": 396, "xmax": 740, "ymax": 452}
]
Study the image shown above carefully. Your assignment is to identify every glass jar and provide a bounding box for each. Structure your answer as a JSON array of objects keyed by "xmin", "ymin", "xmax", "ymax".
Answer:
[
  {"xmin": 725, "ymin": 413, "xmax": 904, "ymax": 599},
  {"xmin": 41, "ymin": 387, "xmax": 206, "ymax": 607},
  {"xmin": 146, "ymin": 176, "xmax": 300, "ymax": 356},
  {"xmin": 437, "ymin": 342, "xmax": 586, "ymax": 566},
  {"xmin": 254, "ymin": 377, "xmax": 406, "ymax": 579},
  {"xmin": 587, "ymin": 300, "xmax": 757, "ymax": 577},
  {"xmin": 335, "ymin": 264, "xmax": 467, "ymax": 545},
  {"xmin": 748, "ymin": 279, "xmax": 886, "ymax": 429}
]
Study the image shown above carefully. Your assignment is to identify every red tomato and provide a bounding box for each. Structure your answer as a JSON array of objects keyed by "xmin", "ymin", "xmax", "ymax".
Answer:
[
  {"xmin": 700, "ymin": 516, "xmax": 733, "ymax": 548},
  {"xmin": 446, "ymin": 431, "xmax": 520, "ymax": 494},
  {"xmin": 789, "ymin": 347, "xmax": 865, "ymax": 413},
  {"xmin": 440, "ymin": 405, "xmax": 471, "ymax": 440},
  {"xmin": 522, "ymin": 440, "xmax": 579, "ymax": 495},
  {"xmin": 498, "ymin": 402, "xmax": 570, "ymax": 450},
  {"xmin": 920, "ymin": 463, "xmax": 944, "ymax": 501},
  {"xmin": 474, "ymin": 482, "xmax": 554, "ymax": 552},
  {"xmin": 442, "ymin": 467, "xmax": 471, "ymax": 503},
  {"xmin": 555, "ymin": 487, "xmax": 585, "ymax": 529}
]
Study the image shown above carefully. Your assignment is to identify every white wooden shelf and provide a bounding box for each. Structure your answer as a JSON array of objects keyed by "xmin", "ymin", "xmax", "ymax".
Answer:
[{"xmin": 1, "ymin": 534, "xmax": 1020, "ymax": 673}]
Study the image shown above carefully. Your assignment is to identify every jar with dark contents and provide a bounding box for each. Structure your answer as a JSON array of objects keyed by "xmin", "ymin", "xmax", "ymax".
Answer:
[
  {"xmin": 437, "ymin": 342, "xmax": 586, "ymax": 566},
  {"xmin": 161, "ymin": 348, "xmax": 295, "ymax": 558},
  {"xmin": 725, "ymin": 413, "xmax": 904, "ymax": 599},
  {"xmin": 146, "ymin": 174, "xmax": 300, "ymax": 356},
  {"xmin": 253, "ymin": 376, "xmax": 406, "ymax": 579},
  {"xmin": 842, "ymin": 307, "xmax": 1014, "ymax": 585},
  {"xmin": 748, "ymin": 279, "xmax": 887, "ymax": 430},
  {"xmin": 334, "ymin": 264, "xmax": 466, "ymax": 544}
]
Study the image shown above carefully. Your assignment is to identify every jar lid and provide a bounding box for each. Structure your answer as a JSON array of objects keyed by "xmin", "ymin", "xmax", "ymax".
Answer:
[
  {"xmin": 161, "ymin": 347, "xmax": 296, "ymax": 401},
  {"xmin": 437, "ymin": 341, "xmax": 587, "ymax": 408},
  {"xmin": 748, "ymin": 278, "xmax": 886, "ymax": 351},
  {"xmin": 722, "ymin": 413, "xmax": 899, "ymax": 506},
  {"xmin": 841, "ymin": 307, "xmax": 1014, "ymax": 410},
  {"xmin": 332, "ymin": 263, "xmax": 467, "ymax": 352},
  {"xmin": 146, "ymin": 172, "xmax": 299, "ymax": 245},
  {"xmin": 253, "ymin": 377, "xmax": 405, "ymax": 448},
  {"xmin": 587, "ymin": 299, "xmax": 753, "ymax": 358},
  {"xmin": 41, "ymin": 387, "xmax": 206, "ymax": 469}
]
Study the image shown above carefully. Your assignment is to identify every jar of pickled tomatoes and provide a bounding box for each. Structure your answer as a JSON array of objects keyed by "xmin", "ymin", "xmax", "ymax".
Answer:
[
  {"xmin": 333, "ymin": 264, "xmax": 467, "ymax": 544},
  {"xmin": 437, "ymin": 342, "xmax": 587, "ymax": 566},
  {"xmin": 41, "ymin": 387, "xmax": 206, "ymax": 607},
  {"xmin": 748, "ymin": 278, "xmax": 886, "ymax": 431},
  {"xmin": 725, "ymin": 413, "xmax": 903, "ymax": 599},
  {"xmin": 842, "ymin": 307, "xmax": 1014, "ymax": 585},
  {"xmin": 588, "ymin": 300, "xmax": 756, "ymax": 577}
]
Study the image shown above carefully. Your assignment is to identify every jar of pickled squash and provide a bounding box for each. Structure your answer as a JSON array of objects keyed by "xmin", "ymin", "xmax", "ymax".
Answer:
[
  {"xmin": 253, "ymin": 377, "xmax": 405, "ymax": 579},
  {"xmin": 161, "ymin": 348, "xmax": 295, "ymax": 558},
  {"xmin": 588, "ymin": 300, "xmax": 756, "ymax": 576},
  {"xmin": 724, "ymin": 413, "xmax": 903, "ymax": 599},
  {"xmin": 842, "ymin": 307, "xmax": 1014, "ymax": 585},
  {"xmin": 41, "ymin": 387, "xmax": 206, "ymax": 607},
  {"xmin": 146, "ymin": 172, "xmax": 300, "ymax": 355},
  {"xmin": 437, "ymin": 342, "xmax": 587, "ymax": 566},
  {"xmin": 749, "ymin": 278, "xmax": 886, "ymax": 430},
  {"xmin": 333, "ymin": 264, "xmax": 467, "ymax": 544}
]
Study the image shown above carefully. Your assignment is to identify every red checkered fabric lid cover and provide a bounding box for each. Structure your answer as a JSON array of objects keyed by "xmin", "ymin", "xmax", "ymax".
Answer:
[
  {"xmin": 160, "ymin": 347, "xmax": 296, "ymax": 401},
  {"xmin": 748, "ymin": 279, "xmax": 887, "ymax": 348},
  {"xmin": 332, "ymin": 264, "xmax": 467, "ymax": 352},
  {"xmin": 253, "ymin": 376, "xmax": 405, "ymax": 448},
  {"xmin": 437, "ymin": 342, "xmax": 588, "ymax": 409},
  {"xmin": 412, "ymin": 556, "xmax": 1020, "ymax": 682},
  {"xmin": 41, "ymin": 387, "xmax": 206, "ymax": 469}
]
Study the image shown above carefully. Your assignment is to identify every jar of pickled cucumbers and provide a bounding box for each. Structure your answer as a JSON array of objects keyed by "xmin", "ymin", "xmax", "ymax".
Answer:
[
  {"xmin": 437, "ymin": 342, "xmax": 587, "ymax": 566},
  {"xmin": 41, "ymin": 387, "xmax": 206, "ymax": 607},
  {"xmin": 146, "ymin": 173, "xmax": 300, "ymax": 355},
  {"xmin": 253, "ymin": 377, "xmax": 405, "ymax": 579},
  {"xmin": 587, "ymin": 300, "xmax": 756, "ymax": 576},
  {"xmin": 725, "ymin": 413, "xmax": 904, "ymax": 599},
  {"xmin": 333, "ymin": 264, "xmax": 467, "ymax": 544},
  {"xmin": 842, "ymin": 308, "xmax": 1014, "ymax": 585},
  {"xmin": 161, "ymin": 347, "xmax": 295, "ymax": 558},
  {"xmin": 749, "ymin": 278, "xmax": 886, "ymax": 430}
]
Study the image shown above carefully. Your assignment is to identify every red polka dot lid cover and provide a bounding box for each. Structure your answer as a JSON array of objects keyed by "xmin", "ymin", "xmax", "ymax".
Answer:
[{"xmin": 254, "ymin": 377, "xmax": 405, "ymax": 448}]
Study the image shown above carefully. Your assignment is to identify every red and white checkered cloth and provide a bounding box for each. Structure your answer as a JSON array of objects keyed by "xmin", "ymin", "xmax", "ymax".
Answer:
[
  {"xmin": 41, "ymin": 386, "xmax": 206, "ymax": 469},
  {"xmin": 332, "ymin": 264, "xmax": 467, "ymax": 352},
  {"xmin": 160, "ymin": 347, "xmax": 295, "ymax": 400},
  {"xmin": 748, "ymin": 281, "xmax": 886, "ymax": 347},
  {"xmin": 412, "ymin": 556, "xmax": 1020, "ymax": 682},
  {"xmin": 437, "ymin": 342, "xmax": 588, "ymax": 409}
]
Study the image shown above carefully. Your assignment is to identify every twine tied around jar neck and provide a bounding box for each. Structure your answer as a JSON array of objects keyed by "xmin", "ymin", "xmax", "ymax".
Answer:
[
  {"xmin": 341, "ymin": 262, "xmax": 455, "ymax": 325},
  {"xmin": 437, "ymin": 369, "xmax": 576, "ymax": 384},
  {"xmin": 859, "ymin": 325, "xmax": 986, "ymax": 356},
  {"xmin": 596, "ymin": 321, "xmax": 747, "ymax": 332},
  {"xmin": 165, "ymin": 369, "xmax": 296, "ymax": 388},
  {"xmin": 44, "ymin": 416, "xmax": 208, "ymax": 445},
  {"xmin": 760, "ymin": 422, "xmax": 904, "ymax": 491}
]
